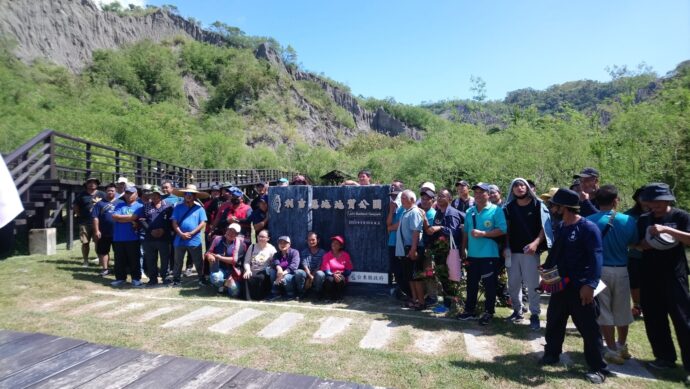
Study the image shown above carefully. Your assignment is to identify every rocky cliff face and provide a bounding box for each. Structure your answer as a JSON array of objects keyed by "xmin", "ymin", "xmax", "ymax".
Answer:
[
  {"xmin": 0, "ymin": 0, "xmax": 225, "ymax": 72},
  {"xmin": 0, "ymin": 0, "xmax": 421, "ymax": 146}
]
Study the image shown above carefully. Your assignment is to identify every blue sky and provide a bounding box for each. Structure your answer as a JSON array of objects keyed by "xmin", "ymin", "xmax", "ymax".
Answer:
[{"xmin": 136, "ymin": 0, "xmax": 689, "ymax": 104}]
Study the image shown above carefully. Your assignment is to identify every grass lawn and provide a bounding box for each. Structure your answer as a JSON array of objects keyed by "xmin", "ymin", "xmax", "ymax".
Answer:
[{"xmin": 0, "ymin": 242, "xmax": 688, "ymax": 388}]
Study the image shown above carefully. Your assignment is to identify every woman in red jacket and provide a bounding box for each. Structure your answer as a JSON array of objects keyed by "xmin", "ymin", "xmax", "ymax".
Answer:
[{"xmin": 320, "ymin": 235, "xmax": 353, "ymax": 301}]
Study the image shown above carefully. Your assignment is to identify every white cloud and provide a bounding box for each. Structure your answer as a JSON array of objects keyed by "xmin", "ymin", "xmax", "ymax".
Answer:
[{"xmin": 97, "ymin": 0, "xmax": 146, "ymax": 9}]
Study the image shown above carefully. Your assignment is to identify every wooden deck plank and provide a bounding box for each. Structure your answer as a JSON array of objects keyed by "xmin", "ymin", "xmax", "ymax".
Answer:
[
  {"xmin": 0, "ymin": 330, "xmax": 32, "ymax": 346},
  {"xmin": 223, "ymin": 368, "xmax": 281, "ymax": 388},
  {"xmin": 310, "ymin": 380, "xmax": 367, "ymax": 389},
  {"xmin": 28, "ymin": 348, "xmax": 143, "ymax": 389},
  {"xmin": 267, "ymin": 373, "xmax": 319, "ymax": 388},
  {"xmin": 177, "ymin": 364, "xmax": 243, "ymax": 389},
  {"xmin": 76, "ymin": 353, "xmax": 174, "ymax": 389},
  {"xmin": 0, "ymin": 333, "xmax": 56, "ymax": 358},
  {"xmin": 0, "ymin": 336, "xmax": 85, "ymax": 377},
  {"xmin": 124, "ymin": 357, "xmax": 209, "ymax": 388},
  {"xmin": 0, "ymin": 343, "xmax": 109, "ymax": 388}
]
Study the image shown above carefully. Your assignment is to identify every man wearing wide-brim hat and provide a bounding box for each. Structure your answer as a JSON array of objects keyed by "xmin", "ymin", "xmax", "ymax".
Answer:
[
  {"xmin": 540, "ymin": 188, "xmax": 609, "ymax": 384},
  {"xmin": 170, "ymin": 184, "xmax": 209, "ymax": 287},
  {"xmin": 634, "ymin": 183, "xmax": 690, "ymax": 383},
  {"xmin": 72, "ymin": 177, "xmax": 106, "ymax": 267}
]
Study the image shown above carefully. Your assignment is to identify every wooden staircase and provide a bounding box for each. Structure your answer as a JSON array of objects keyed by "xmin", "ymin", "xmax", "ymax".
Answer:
[{"xmin": 4, "ymin": 129, "xmax": 294, "ymax": 250}]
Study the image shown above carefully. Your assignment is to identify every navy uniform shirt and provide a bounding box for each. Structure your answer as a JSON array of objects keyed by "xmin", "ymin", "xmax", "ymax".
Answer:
[{"xmin": 552, "ymin": 217, "xmax": 603, "ymax": 289}]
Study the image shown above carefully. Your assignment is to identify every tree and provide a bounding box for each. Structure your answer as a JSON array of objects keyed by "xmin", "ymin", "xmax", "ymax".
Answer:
[
  {"xmin": 282, "ymin": 45, "xmax": 297, "ymax": 66},
  {"xmin": 470, "ymin": 75, "xmax": 487, "ymax": 102}
]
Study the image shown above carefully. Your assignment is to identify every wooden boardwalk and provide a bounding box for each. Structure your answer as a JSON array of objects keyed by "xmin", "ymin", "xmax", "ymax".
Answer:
[{"xmin": 0, "ymin": 330, "xmax": 368, "ymax": 389}]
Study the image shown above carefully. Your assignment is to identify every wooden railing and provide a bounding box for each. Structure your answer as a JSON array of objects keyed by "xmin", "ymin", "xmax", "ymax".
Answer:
[{"xmin": 4, "ymin": 129, "xmax": 294, "ymax": 196}]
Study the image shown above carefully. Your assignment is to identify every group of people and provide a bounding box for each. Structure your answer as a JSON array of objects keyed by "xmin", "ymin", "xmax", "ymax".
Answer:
[
  {"xmin": 384, "ymin": 167, "xmax": 689, "ymax": 385},
  {"xmin": 72, "ymin": 167, "xmax": 690, "ymax": 385},
  {"xmin": 73, "ymin": 177, "xmax": 353, "ymax": 300}
]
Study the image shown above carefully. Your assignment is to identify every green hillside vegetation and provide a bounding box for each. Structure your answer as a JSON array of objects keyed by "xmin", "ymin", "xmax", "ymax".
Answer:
[{"xmin": 0, "ymin": 32, "xmax": 688, "ymax": 209}]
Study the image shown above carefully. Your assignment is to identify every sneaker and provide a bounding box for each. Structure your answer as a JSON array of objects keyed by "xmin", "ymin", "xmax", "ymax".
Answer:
[
  {"xmin": 162, "ymin": 279, "xmax": 172, "ymax": 286},
  {"xmin": 110, "ymin": 280, "xmax": 126, "ymax": 287},
  {"xmin": 457, "ymin": 312, "xmax": 477, "ymax": 321},
  {"xmin": 538, "ymin": 353, "xmax": 559, "ymax": 366},
  {"xmin": 141, "ymin": 272, "xmax": 149, "ymax": 281},
  {"xmin": 478, "ymin": 312, "xmax": 493, "ymax": 326},
  {"xmin": 131, "ymin": 279, "xmax": 144, "ymax": 288},
  {"xmin": 184, "ymin": 268, "xmax": 194, "ymax": 277},
  {"xmin": 604, "ymin": 349, "xmax": 625, "ymax": 365},
  {"xmin": 647, "ymin": 359, "xmax": 676, "ymax": 370},
  {"xmin": 145, "ymin": 280, "xmax": 158, "ymax": 288},
  {"xmin": 529, "ymin": 314, "xmax": 540, "ymax": 330},
  {"xmin": 217, "ymin": 286, "xmax": 225, "ymax": 294},
  {"xmin": 584, "ymin": 371, "xmax": 606, "ymax": 384},
  {"xmin": 506, "ymin": 311, "xmax": 524, "ymax": 323},
  {"xmin": 82, "ymin": 261, "xmax": 89, "ymax": 268},
  {"xmin": 171, "ymin": 280, "xmax": 181, "ymax": 287},
  {"xmin": 617, "ymin": 343, "xmax": 632, "ymax": 360},
  {"xmin": 99, "ymin": 269, "xmax": 109, "ymax": 277}
]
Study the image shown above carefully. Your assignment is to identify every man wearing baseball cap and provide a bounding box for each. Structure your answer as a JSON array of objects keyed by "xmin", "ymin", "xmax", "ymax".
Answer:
[
  {"xmin": 457, "ymin": 183, "xmax": 507, "ymax": 326},
  {"xmin": 635, "ymin": 183, "xmax": 690, "ymax": 384},
  {"xmin": 110, "ymin": 185, "xmax": 144, "ymax": 287},
  {"xmin": 451, "ymin": 180, "xmax": 475, "ymax": 213},
  {"xmin": 573, "ymin": 168, "xmax": 600, "ymax": 217},
  {"xmin": 73, "ymin": 177, "xmax": 105, "ymax": 267},
  {"xmin": 539, "ymin": 189, "xmax": 608, "ymax": 383}
]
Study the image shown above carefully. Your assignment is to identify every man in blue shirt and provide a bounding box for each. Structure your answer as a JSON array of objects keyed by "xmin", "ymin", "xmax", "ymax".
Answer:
[
  {"xmin": 395, "ymin": 190, "xmax": 425, "ymax": 309},
  {"xmin": 458, "ymin": 183, "xmax": 507, "ymax": 326},
  {"xmin": 110, "ymin": 185, "xmax": 144, "ymax": 287},
  {"xmin": 540, "ymin": 189, "xmax": 608, "ymax": 384},
  {"xmin": 587, "ymin": 185, "xmax": 638, "ymax": 365},
  {"xmin": 171, "ymin": 185, "xmax": 208, "ymax": 287},
  {"xmin": 91, "ymin": 183, "xmax": 121, "ymax": 277}
]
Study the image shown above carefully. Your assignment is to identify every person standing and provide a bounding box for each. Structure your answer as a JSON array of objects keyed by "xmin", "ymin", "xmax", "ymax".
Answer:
[
  {"xmin": 73, "ymin": 177, "xmax": 105, "ymax": 267},
  {"xmin": 134, "ymin": 185, "xmax": 173, "ymax": 286},
  {"xmin": 625, "ymin": 186, "xmax": 646, "ymax": 319},
  {"xmin": 395, "ymin": 190, "xmax": 425, "ymax": 310},
  {"xmin": 488, "ymin": 184, "xmax": 504, "ymax": 207},
  {"xmin": 451, "ymin": 180, "xmax": 475, "ymax": 213},
  {"xmin": 458, "ymin": 183, "xmax": 507, "ymax": 326},
  {"xmin": 110, "ymin": 185, "xmax": 144, "ymax": 287},
  {"xmin": 504, "ymin": 178, "xmax": 552, "ymax": 330},
  {"xmin": 574, "ymin": 168, "xmax": 600, "ymax": 217},
  {"xmin": 91, "ymin": 183, "xmax": 121, "ymax": 276},
  {"xmin": 586, "ymin": 185, "xmax": 638, "ymax": 364},
  {"xmin": 539, "ymin": 189, "xmax": 608, "ymax": 384},
  {"xmin": 636, "ymin": 183, "xmax": 690, "ymax": 385},
  {"xmin": 171, "ymin": 185, "xmax": 208, "ymax": 287}
]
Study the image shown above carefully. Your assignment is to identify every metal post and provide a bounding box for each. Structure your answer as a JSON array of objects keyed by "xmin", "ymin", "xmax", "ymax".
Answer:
[
  {"xmin": 85, "ymin": 143, "xmax": 92, "ymax": 179},
  {"xmin": 67, "ymin": 190, "xmax": 74, "ymax": 250}
]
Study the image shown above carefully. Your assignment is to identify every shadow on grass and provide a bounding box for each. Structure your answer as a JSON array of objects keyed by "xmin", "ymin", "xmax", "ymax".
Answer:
[{"xmin": 450, "ymin": 350, "xmax": 584, "ymax": 386}]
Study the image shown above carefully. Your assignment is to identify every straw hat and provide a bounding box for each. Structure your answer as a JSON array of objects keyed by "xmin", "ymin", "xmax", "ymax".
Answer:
[{"xmin": 173, "ymin": 184, "xmax": 210, "ymax": 200}]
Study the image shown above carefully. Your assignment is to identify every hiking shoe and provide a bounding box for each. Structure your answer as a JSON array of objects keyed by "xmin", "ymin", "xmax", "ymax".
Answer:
[
  {"xmin": 110, "ymin": 280, "xmax": 126, "ymax": 287},
  {"xmin": 478, "ymin": 313, "xmax": 493, "ymax": 326},
  {"xmin": 457, "ymin": 312, "xmax": 477, "ymax": 321},
  {"xmin": 647, "ymin": 359, "xmax": 676, "ymax": 370},
  {"xmin": 99, "ymin": 269, "xmax": 109, "ymax": 277},
  {"xmin": 604, "ymin": 349, "xmax": 625, "ymax": 365},
  {"xmin": 584, "ymin": 371, "xmax": 606, "ymax": 384},
  {"xmin": 618, "ymin": 343, "xmax": 632, "ymax": 360},
  {"xmin": 538, "ymin": 353, "xmax": 559, "ymax": 366},
  {"xmin": 529, "ymin": 314, "xmax": 540, "ymax": 330},
  {"xmin": 506, "ymin": 311, "xmax": 523, "ymax": 323},
  {"xmin": 131, "ymin": 279, "xmax": 144, "ymax": 288}
]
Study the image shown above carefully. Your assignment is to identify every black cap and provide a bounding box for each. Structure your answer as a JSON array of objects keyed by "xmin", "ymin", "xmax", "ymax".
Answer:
[
  {"xmin": 472, "ymin": 182, "xmax": 490, "ymax": 192},
  {"xmin": 640, "ymin": 183, "xmax": 675, "ymax": 202},
  {"xmin": 550, "ymin": 188, "xmax": 580, "ymax": 209},
  {"xmin": 573, "ymin": 167, "xmax": 600, "ymax": 179},
  {"xmin": 210, "ymin": 184, "xmax": 221, "ymax": 191},
  {"xmin": 455, "ymin": 180, "xmax": 469, "ymax": 187}
]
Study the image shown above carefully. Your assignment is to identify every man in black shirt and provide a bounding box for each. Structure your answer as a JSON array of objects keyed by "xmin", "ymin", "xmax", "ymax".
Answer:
[
  {"xmin": 636, "ymin": 183, "xmax": 690, "ymax": 385},
  {"xmin": 504, "ymin": 178, "xmax": 552, "ymax": 330},
  {"xmin": 451, "ymin": 180, "xmax": 474, "ymax": 213},
  {"xmin": 72, "ymin": 177, "xmax": 105, "ymax": 267}
]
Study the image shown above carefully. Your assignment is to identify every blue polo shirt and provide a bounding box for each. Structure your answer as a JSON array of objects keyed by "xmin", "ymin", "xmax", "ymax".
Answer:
[
  {"xmin": 91, "ymin": 198, "xmax": 122, "ymax": 237},
  {"xmin": 464, "ymin": 203, "xmax": 507, "ymax": 258},
  {"xmin": 172, "ymin": 203, "xmax": 207, "ymax": 247},
  {"xmin": 395, "ymin": 206, "xmax": 424, "ymax": 256},
  {"xmin": 112, "ymin": 201, "xmax": 143, "ymax": 242},
  {"xmin": 587, "ymin": 210, "xmax": 638, "ymax": 266}
]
